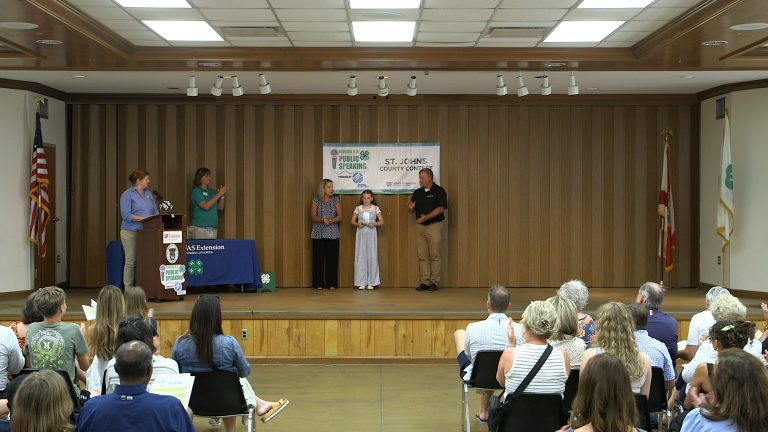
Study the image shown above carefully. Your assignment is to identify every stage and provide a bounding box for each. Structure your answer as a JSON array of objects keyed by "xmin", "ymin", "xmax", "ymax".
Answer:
[{"xmin": 1, "ymin": 287, "xmax": 764, "ymax": 364}]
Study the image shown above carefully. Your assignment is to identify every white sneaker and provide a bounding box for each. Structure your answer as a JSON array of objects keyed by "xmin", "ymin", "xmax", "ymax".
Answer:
[
  {"xmin": 358, "ymin": 285, "xmax": 366, "ymax": 290},
  {"xmin": 366, "ymin": 285, "xmax": 374, "ymax": 290}
]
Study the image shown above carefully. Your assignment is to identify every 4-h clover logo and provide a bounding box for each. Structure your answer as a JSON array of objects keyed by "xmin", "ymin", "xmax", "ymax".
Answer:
[
  {"xmin": 261, "ymin": 273, "xmax": 271, "ymax": 284},
  {"xmin": 188, "ymin": 259, "xmax": 204, "ymax": 275},
  {"xmin": 359, "ymin": 150, "xmax": 370, "ymax": 161}
]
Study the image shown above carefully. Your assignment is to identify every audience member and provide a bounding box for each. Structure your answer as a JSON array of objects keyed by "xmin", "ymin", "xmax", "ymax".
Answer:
[
  {"xmin": 23, "ymin": 286, "xmax": 89, "ymax": 390},
  {"xmin": 85, "ymin": 285, "xmax": 125, "ymax": 396},
  {"xmin": 496, "ymin": 301, "xmax": 570, "ymax": 398},
  {"xmin": 11, "ymin": 369, "xmax": 74, "ymax": 432},
  {"xmin": 10, "ymin": 292, "xmax": 43, "ymax": 351},
  {"xmin": 124, "ymin": 286, "xmax": 159, "ymax": 349},
  {"xmin": 627, "ymin": 303, "xmax": 675, "ymax": 390},
  {"xmin": 547, "ymin": 295, "xmax": 585, "ymax": 369},
  {"xmin": 453, "ymin": 285, "xmax": 520, "ymax": 423},
  {"xmin": 172, "ymin": 295, "xmax": 289, "ymax": 431},
  {"xmin": 557, "ymin": 279, "xmax": 595, "ymax": 346},
  {"xmin": 565, "ymin": 352, "xmax": 646, "ymax": 432},
  {"xmin": 100, "ymin": 316, "xmax": 178, "ymax": 394},
  {"xmin": 582, "ymin": 302, "xmax": 651, "ymax": 396},
  {"xmin": 681, "ymin": 349, "xmax": 768, "ymax": 432},
  {"xmin": 77, "ymin": 341, "xmax": 193, "ymax": 432},
  {"xmin": 679, "ymin": 286, "xmax": 730, "ymax": 361},
  {"xmin": 760, "ymin": 302, "xmax": 767, "ymax": 354},
  {"xmin": 0, "ymin": 323, "xmax": 24, "ymax": 416},
  {"xmin": 636, "ymin": 282, "xmax": 678, "ymax": 363},
  {"xmin": 0, "ymin": 374, "xmax": 28, "ymax": 431}
]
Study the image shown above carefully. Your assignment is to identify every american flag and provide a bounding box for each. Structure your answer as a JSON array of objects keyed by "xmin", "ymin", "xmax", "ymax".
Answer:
[{"xmin": 29, "ymin": 111, "xmax": 51, "ymax": 257}]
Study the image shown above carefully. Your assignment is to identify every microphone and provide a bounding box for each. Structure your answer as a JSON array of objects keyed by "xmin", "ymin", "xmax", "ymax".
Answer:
[
  {"xmin": 153, "ymin": 190, "xmax": 174, "ymax": 213},
  {"xmin": 153, "ymin": 190, "xmax": 164, "ymax": 201}
]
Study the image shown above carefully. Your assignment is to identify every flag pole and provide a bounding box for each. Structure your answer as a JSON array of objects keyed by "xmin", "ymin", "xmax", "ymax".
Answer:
[{"xmin": 659, "ymin": 127, "xmax": 674, "ymax": 288}]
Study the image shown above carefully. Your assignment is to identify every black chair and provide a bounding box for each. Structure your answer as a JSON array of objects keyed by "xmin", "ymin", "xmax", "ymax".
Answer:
[
  {"xmin": 188, "ymin": 371, "xmax": 255, "ymax": 432},
  {"xmin": 461, "ymin": 351, "xmax": 505, "ymax": 432},
  {"xmin": 13, "ymin": 369, "xmax": 81, "ymax": 422},
  {"xmin": 634, "ymin": 394, "xmax": 652, "ymax": 431},
  {"xmin": 498, "ymin": 393, "xmax": 566, "ymax": 432},
  {"xmin": 562, "ymin": 369, "xmax": 580, "ymax": 415},
  {"xmin": 648, "ymin": 367, "xmax": 669, "ymax": 429}
]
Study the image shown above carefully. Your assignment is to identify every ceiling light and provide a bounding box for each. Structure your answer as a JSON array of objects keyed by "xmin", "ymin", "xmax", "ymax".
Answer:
[
  {"xmin": 406, "ymin": 76, "xmax": 417, "ymax": 96},
  {"xmin": 702, "ymin": 40, "xmax": 728, "ymax": 46},
  {"xmin": 729, "ymin": 23, "xmax": 768, "ymax": 31},
  {"xmin": 567, "ymin": 72, "xmax": 579, "ymax": 96},
  {"xmin": 115, "ymin": 0, "xmax": 191, "ymax": 7},
  {"xmin": 544, "ymin": 62, "xmax": 566, "ymax": 68},
  {"xmin": 587, "ymin": 87, "xmax": 599, "ymax": 91},
  {"xmin": 186, "ymin": 76, "xmax": 198, "ymax": 96},
  {"xmin": 539, "ymin": 75, "xmax": 552, "ymax": 96},
  {"xmin": 346, "ymin": 75, "xmax": 359, "ymax": 96},
  {"xmin": 544, "ymin": 21, "xmax": 625, "ymax": 43},
  {"xmin": 515, "ymin": 73, "xmax": 528, "ymax": 97},
  {"xmin": 679, "ymin": 75, "xmax": 695, "ymax": 79},
  {"xmin": 578, "ymin": 0, "xmax": 653, "ymax": 7},
  {"xmin": 0, "ymin": 22, "xmax": 38, "ymax": 30},
  {"xmin": 350, "ymin": 0, "xmax": 420, "ymax": 8},
  {"xmin": 377, "ymin": 76, "xmax": 389, "ymax": 97},
  {"xmin": 232, "ymin": 76, "xmax": 245, "ymax": 97},
  {"xmin": 211, "ymin": 76, "xmax": 223, "ymax": 96},
  {"xmin": 143, "ymin": 20, "xmax": 223, "ymax": 41},
  {"xmin": 258, "ymin": 73, "xmax": 271, "ymax": 94},
  {"xmin": 198, "ymin": 62, "xmax": 221, "ymax": 68},
  {"xmin": 35, "ymin": 39, "xmax": 63, "ymax": 45},
  {"xmin": 496, "ymin": 74, "xmax": 508, "ymax": 96},
  {"xmin": 71, "ymin": 74, "xmax": 87, "ymax": 78},
  {"xmin": 352, "ymin": 21, "xmax": 415, "ymax": 42}
]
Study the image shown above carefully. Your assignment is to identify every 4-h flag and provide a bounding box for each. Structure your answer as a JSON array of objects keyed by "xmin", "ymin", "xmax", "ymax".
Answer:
[
  {"xmin": 658, "ymin": 138, "xmax": 676, "ymax": 271},
  {"xmin": 716, "ymin": 114, "xmax": 734, "ymax": 251}
]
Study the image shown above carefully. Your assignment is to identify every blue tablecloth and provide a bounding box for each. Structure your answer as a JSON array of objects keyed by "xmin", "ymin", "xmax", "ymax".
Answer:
[{"xmin": 107, "ymin": 239, "xmax": 262, "ymax": 292}]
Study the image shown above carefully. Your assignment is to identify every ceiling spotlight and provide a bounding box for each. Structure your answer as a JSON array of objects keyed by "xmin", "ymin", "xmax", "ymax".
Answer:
[
  {"xmin": 231, "ymin": 75, "xmax": 244, "ymax": 97},
  {"xmin": 406, "ymin": 75, "xmax": 417, "ymax": 97},
  {"xmin": 540, "ymin": 75, "xmax": 552, "ymax": 96},
  {"xmin": 258, "ymin": 73, "xmax": 271, "ymax": 94},
  {"xmin": 377, "ymin": 76, "xmax": 389, "ymax": 97},
  {"xmin": 567, "ymin": 72, "xmax": 579, "ymax": 96},
  {"xmin": 346, "ymin": 75, "xmax": 358, "ymax": 96},
  {"xmin": 186, "ymin": 76, "xmax": 198, "ymax": 97},
  {"xmin": 211, "ymin": 76, "xmax": 223, "ymax": 96},
  {"xmin": 702, "ymin": 40, "xmax": 728, "ymax": 46},
  {"xmin": 515, "ymin": 73, "xmax": 528, "ymax": 97},
  {"xmin": 496, "ymin": 74, "xmax": 508, "ymax": 96}
]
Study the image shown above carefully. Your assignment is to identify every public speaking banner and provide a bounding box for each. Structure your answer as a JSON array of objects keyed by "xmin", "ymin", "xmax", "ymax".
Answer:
[{"xmin": 323, "ymin": 142, "xmax": 440, "ymax": 194}]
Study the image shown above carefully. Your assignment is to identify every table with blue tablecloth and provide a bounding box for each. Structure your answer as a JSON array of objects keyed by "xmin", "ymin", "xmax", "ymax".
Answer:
[{"xmin": 107, "ymin": 239, "xmax": 262, "ymax": 292}]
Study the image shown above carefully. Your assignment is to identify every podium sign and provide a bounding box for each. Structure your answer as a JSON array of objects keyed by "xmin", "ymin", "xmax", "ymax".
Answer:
[{"xmin": 136, "ymin": 214, "xmax": 186, "ymax": 301}]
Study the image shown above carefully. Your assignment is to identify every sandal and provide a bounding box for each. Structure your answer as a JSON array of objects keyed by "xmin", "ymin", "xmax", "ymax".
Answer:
[{"xmin": 260, "ymin": 399, "xmax": 290, "ymax": 423}]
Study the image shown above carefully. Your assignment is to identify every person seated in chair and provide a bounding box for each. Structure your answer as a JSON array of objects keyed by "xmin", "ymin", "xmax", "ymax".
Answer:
[
  {"xmin": 453, "ymin": 285, "xmax": 522, "ymax": 423},
  {"xmin": 77, "ymin": 341, "xmax": 194, "ymax": 432},
  {"xmin": 496, "ymin": 301, "xmax": 570, "ymax": 399}
]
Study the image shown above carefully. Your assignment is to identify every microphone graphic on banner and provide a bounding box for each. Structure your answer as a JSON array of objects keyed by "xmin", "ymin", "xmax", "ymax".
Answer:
[{"xmin": 331, "ymin": 149, "xmax": 339, "ymax": 169}]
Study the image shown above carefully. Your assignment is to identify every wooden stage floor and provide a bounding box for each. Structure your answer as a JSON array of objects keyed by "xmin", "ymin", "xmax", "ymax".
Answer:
[{"xmin": 1, "ymin": 286, "xmax": 765, "ymax": 321}]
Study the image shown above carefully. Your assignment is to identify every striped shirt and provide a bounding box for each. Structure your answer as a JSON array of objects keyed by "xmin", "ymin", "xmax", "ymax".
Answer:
[
  {"xmin": 504, "ymin": 344, "xmax": 567, "ymax": 398},
  {"xmin": 103, "ymin": 354, "xmax": 179, "ymax": 394}
]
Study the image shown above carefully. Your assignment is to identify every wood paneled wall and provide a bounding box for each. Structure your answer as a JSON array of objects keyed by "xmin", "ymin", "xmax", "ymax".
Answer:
[{"xmin": 70, "ymin": 99, "xmax": 698, "ymax": 289}]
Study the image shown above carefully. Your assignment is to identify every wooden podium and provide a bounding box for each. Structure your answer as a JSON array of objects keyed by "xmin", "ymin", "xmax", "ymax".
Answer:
[{"xmin": 136, "ymin": 213, "xmax": 186, "ymax": 301}]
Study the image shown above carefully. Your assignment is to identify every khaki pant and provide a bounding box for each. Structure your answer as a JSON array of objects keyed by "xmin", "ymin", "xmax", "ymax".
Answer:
[
  {"xmin": 188, "ymin": 225, "xmax": 218, "ymax": 240},
  {"xmin": 120, "ymin": 229, "xmax": 137, "ymax": 289},
  {"xmin": 416, "ymin": 221, "xmax": 443, "ymax": 285}
]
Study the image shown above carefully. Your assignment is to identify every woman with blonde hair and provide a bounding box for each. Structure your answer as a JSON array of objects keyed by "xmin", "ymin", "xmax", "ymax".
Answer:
[
  {"xmin": 310, "ymin": 179, "xmax": 342, "ymax": 290},
  {"xmin": 124, "ymin": 286, "xmax": 159, "ymax": 349},
  {"xmin": 581, "ymin": 302, "xmax": 652, "ymax": 396},
  {"xmin": 85, "ymin": 285, "xmax": 125, "ymax": 396},
  {"xmin": 12, "ymin": 369, "xmax": 74, "ymax": 432},
  {"xmin": 547, "ymin": 295, "xmax": 585, "ymax": 369},
  {"xmin": 566, "ymin": 352, "xmax": 644, "ymax": 432}
]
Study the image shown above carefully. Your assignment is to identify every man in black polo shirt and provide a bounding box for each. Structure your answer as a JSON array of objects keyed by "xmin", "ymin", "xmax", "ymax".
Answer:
[{"xmin": 407, "ymin": 168, "xmax": 448, "ymax": 291}]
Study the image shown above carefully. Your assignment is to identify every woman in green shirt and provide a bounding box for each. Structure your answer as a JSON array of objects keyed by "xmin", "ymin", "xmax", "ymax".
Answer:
[{"xmin": 189, "ymin": 167, "xmax": 226, "ymax": 239}]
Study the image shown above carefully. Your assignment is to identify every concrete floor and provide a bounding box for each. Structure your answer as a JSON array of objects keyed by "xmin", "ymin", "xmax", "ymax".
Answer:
[{"xmin": 192, "ymin": 364, "xmax": 482, "ymax": 432}]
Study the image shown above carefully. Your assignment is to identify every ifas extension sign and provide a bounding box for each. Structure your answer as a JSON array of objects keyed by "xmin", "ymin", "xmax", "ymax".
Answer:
[{"xmin": 323, "ymin": 143, "xmax": 440, "ymax": 194}]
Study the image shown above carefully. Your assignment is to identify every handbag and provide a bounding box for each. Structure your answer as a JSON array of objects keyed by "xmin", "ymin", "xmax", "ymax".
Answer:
[{"xmin": 487, "ymin": 345, "xmax": 554, "ymax": 432}]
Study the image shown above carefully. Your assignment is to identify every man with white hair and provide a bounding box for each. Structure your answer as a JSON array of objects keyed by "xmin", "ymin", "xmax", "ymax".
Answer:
[
  {"xmin": 678, "ymin": 286, "xmax": 730, "ymax": 361},
  {"xmin": 637, "ymin": 281, "xmax": 678, "ymax": 363}
]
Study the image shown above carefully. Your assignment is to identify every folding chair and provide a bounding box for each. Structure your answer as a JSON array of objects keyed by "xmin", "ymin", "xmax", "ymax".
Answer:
[
  {"xmin": 498, "ymin": 393, "xmax": 566, "ymax": 432},
  {"xmin": 460, "ymin": 350, "xmax": 505, "ymax": 432},
  {"xmin": 188, "ymin": 371, "xmax": 255, "ymax": 432},
  {"xmin": 634, "ymin": 394, "xmax": 652, "ymax": 431},
  {"xmin": 561, "ymin": 368, "xmax": 580, "ymax": 415},
  {"xmin": 648, "ymin": 367, "xmax": 669, "ymax": 430},
  {"xmin": 14, "ymin": 369, "xmax": 81, "ymax": 422}
]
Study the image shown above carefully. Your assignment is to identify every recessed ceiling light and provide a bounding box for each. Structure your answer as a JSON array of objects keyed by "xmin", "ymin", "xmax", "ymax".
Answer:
[
  {"xmin": 702, "ymin": 40, "xmax": 728, "ymax": 46},
  {"xmin": 587, "ymin": 87, "xmax": 599, "ymax": 90},
  {"xmin": 35, "ymin": 39, "xmax": 63, "ymax": 45},
  {"xmin": 679, "ymin": 75, "xmax": 695, "ymax": 79},
  {"xmin": 544, "ymin": 62, "xmax": 566, "ymax": 68},
  {"xmin": 352, "ymin": 21, "xmax": 415, "ymax": 42},
  {"xmin": 198, "ymin": 62, "xmax": 222, "ymax": 68},
  {"xmin": 143, "ymin": 21, "xmax": 223, "ymax": 41},
  {"xmin": 0, "ymin": 22, "xmax": 38, "ymax": 30},
  {"xmin": 544, "ymin": 21, "xmax": 625, "ymax": 43},
  {"xmin": 115, "ymin": 0, "xmax": 191, "ymax": 7},
  {"xmin": 729, "ymin": 23, "xmax": 768, "ymax": 31},
  {"xmin": 578, "ymin": 0, "xmax": 653, "ymax": 7},
  {"xmin": 350, "ymin": 0, "xmax": 420, "ymax": 8},
  {"xmin": 71, "ymin": 74, "xmax": 87, "ymax": 78}
]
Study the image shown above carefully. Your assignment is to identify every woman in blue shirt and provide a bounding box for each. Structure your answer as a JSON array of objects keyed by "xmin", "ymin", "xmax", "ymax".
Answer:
[
  {"xmin": 171, "ymin": 295, "xmax": 289, "ymax": 430},
  {"xmin": 119, "ymin": 169, "xmax": 158, "ymax": 289}
]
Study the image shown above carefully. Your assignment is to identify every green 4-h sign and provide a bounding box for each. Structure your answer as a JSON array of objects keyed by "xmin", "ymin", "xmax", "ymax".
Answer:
[{"xmin": 188, "ymin": 259, "xmax": 204, "ymax": 275}]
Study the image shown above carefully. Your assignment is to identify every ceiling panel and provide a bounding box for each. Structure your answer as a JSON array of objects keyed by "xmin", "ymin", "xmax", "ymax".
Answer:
[
  {"xmin": 633, "ymin": 7, "xmax": 688, "ymax": 20},
  {"xmin": 419, "ymin": 22, "xmax": 488, "ymax": 32},
  {"xmin": 416, "ymin": 33, "xmax": 479, "ymax": 43},
  {"xmin": 113, "ymin": 30, "xmax": 162, "ymax": 40},
  {"xmin": 475, "ymin": 41, "xmax": 538, "ymax": 47},
  {"xmin": 273, "ymin": 9, "xmax": 348, "ymax": 21},
  {"xmin": 500, "ymin": 0, "xmax": 578, "ymax": 7},
  {"xmin": 421, "ymin": 9, "xmax": 495, "ymax": 21},
  {"xmin": 210, "ymin": 21, "xmax": 279, "ymax": 27},
  {"xmin": 229, "ymin": 40, "xmax": 292, "ymax": 47},
  {"xmin": 169, "ymin": 41, "xmax": 232, "ymax": 47},
  {"xmin": 489, "ymin": 21, "xmax": 558, "ymax": 27},
  {"xmin": 598, "ymin": 41, "xmax": 635, "ymax": 47},
  {"xmin": 605, "ymin": 31, "xmax": 652, "ymax": 42},
  {"xmin": 77, "ymin": 6, "xmax": 134, "ymax": 20},
  {"xmin": 424, "ymin": 0, "xmax": 501, "ymax": 7},
  {"xmin": 293, "ymin": 41, "xmax": 352, "ymax": 47},
  {"xmin": 127, "ymin": 8, "xmax": 205, "ymax": 20},
  {"xmin": 67, "ymin": 0, "xmax": 118, "ymax": 6},
  {"xmin": 199, "ymin": 9, "xmax": 275, "ymax": 21},
  {"xmin": 348, "ymin": 10, "xmax": 421, "ymax": 20},
  {"xmin": 651, "ymin": 0, "xmax": 702, "ymax": 7},
  {"xmin": 281, "ymin": 22, "xmax": 350, "ymax": 31},
  {"xmin": 538, "ymin": 42, "xmax": 599, "ymax": 47},
  {"xmin": 98, "ymin": 19, "xmax": 150, "ymax": 31},
  {"xmin": 129, "ymin": 40, "xmax": 170, "ymax": 46},
  {"xmin": 494, "ymin": 9, "xmax": 568, "ymax": 21},
  {"xmin": 415, "ymin": 42, "xmax": 477, "ymax": 47},
  {"xmin": 189, "ymin": 0, "xmax": 270, "ymax": 7},
  {"xmin": 619, "ymin": 20, "xmax": 668, "ymax": 32},
  {"xmin": 480, "ymin": 36, "xmax": 543, "ymax": 43},
  {"xmin": 563, "ymin": 8, "xmax": 641, "ymax": 20},
  {"xmin": 269, "ymin": 0, "xmax": 345, "ymax": 7},
  {"xmin": 288, "ymin": 32, "xmax": 351, "ymax": 41}
]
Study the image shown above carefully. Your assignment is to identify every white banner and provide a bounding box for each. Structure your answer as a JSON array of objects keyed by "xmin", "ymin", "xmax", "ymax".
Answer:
[{"xmin": 322, "ymin": 143, "xmax": 440, "ymax": 194}]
